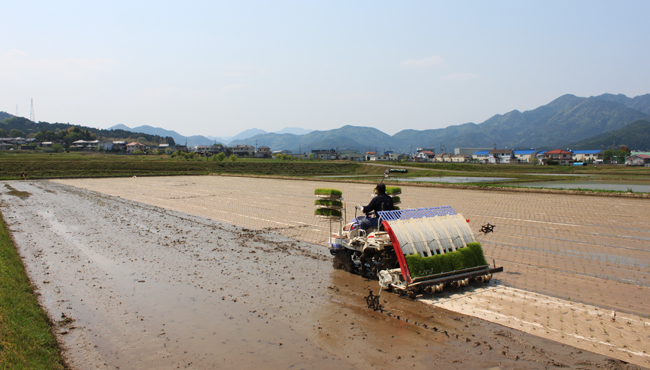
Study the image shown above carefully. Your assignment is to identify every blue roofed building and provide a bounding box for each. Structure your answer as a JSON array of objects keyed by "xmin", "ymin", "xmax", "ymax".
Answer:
[{"xmin": 472, "ymin": 150, "xmax": 491, "ymax": 163}]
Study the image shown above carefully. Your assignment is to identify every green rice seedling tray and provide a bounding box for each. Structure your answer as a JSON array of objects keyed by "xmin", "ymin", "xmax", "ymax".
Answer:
[
  {"xmin": 386, "ymin": 186, "xmax": 401, "ymax": 196},
  {"xmin": 314, "ymin": 208, "xmax": 342, "ymax": 217},
  {"xmin": 314, "ymin": 188, "xmax": 343, "ymax": 196},
  {"xmin": 314, "ymin": 207, "xmax": 343, "ymax": 221},
  {"xmin": 404, "ymin": 242, "xmax": 488, "ymax": 279},
  {"xmin": 314, "ymin": 199, "xmax": 343, "ymax": 207}
]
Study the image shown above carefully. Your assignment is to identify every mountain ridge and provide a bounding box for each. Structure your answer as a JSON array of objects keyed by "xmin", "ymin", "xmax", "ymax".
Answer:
[
  {"xmin": 573, "ymin": 120, "xmax": 650, "ymax": 151},
  {"xmin": 227, "ymin": 93, "xmax": 649, "ymax": 152},
  {"xmin": 5, "ymin": 92, "xmax": 649, "ymax": 152}
]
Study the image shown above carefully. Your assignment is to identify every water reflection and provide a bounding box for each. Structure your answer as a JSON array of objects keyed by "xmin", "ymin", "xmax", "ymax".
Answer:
[
  {"xmin": 522, "ymin": 181, "xmax": 650, "ymax": 193},
  {"xmin": 393, "ymin": 176, "xmax": 513, "ymax": 183}
]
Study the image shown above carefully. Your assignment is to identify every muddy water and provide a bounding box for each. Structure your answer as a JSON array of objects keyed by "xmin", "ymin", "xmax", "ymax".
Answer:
[{"xmin": 0, "ymin": 180, "xmax": 643, "ymax": 370}]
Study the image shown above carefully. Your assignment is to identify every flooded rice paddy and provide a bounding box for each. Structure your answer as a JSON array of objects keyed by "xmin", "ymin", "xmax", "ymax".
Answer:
[{"xmin": 1, "ymin": 177, "xmax": 649, "ymax": 369}]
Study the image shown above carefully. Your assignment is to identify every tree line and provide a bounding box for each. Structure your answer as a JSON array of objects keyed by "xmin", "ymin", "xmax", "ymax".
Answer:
[{"xmin": 1, "ymin": 116, "xmax": 175, "ymax": 146}]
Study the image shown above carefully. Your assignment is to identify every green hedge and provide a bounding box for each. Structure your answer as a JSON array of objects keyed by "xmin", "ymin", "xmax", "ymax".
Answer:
[
  {"xmin": 314, "ymin": 208, "xmax": 342, "ymax": 217},
  {"xmin": 314, "ymin": 199, "xmax": 343, "ymax": 207},
  {"xmin": 404, "ymin": 242, "xmax": 488, "ymax": 278},
  {"xmin": 314, "ymin": 188, "xmax": 342, "ymax": 196}
]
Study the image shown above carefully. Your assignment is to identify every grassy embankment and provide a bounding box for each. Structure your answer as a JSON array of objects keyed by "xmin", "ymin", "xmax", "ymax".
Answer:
[
  {"xmin": 0, "ymin": 152, "xmax": 362, "ymax": 179},
  {"xmin": 0, "ymin": 212, "xmax": 67, "ymax": 369},
  {"xmin": 2, "ymin": 152, "xmax": 649, "ymax": 193}
]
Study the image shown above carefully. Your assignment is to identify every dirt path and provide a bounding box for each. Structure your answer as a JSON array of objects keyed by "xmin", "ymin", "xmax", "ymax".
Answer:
[{"xmin": 0, "ymin": 179, "xmax": 646, "ymax": 369}]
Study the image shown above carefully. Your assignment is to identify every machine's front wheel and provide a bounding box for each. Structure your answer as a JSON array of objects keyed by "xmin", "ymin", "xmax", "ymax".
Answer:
[{"xmin": 333, "ymin": 250, "xmax": 354, "ymax": 273}]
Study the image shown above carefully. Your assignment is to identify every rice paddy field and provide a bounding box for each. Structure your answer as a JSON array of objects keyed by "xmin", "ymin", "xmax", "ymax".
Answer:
[{"xmin": 53, "ymin": 175, "xmax": 650, "ymax": 367}]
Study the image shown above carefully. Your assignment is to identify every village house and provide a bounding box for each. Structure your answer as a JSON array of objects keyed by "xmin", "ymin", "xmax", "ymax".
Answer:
[
  {"xmin": 231, "ymin": 144, "xmax": 255, "ymax": 157},
  {"xmin": 441, "ymin": 153, "xmax": 454, "ymax": 162},
  {"xmin": 97, "ymin": 141, "xmax": 113, "ymax": 151},
  {"xmin": 451, "ymin": 154, "xmax": 471, "ymax": 163},
  {"xmin": 414, "ymin": 150, "xmax": 435, "ymax": 162},
  {"xmin": 472, "ymin": 150, "xmax": 491, "ymax": 163},
  {"xmin": 112, "ymin": 141, "xmax": 127, "ymax": 151},
  {"xmin": 338, "ymin": 149, "xmax": 365, "ymax": 161},
  {"xmin": 256, "ymin": 146, "xmax": 271, "ymax": 158},
  {"xmin": 368, "ymin": 153, "xmax": 390, "ymax": 161},
  {"xmin": 513, "ymin": 150, "xmax": 540, "ymax": 163},
  {"xmin": 626, "ymin": 154, "xmax": 650, "ymax": 166},
  {"xmin": 311, "ymin": 149, "xmax": 337, "ymax": 160},
  {"xmin": 488, "ymin": 149, "xmax": 515, "ymax": 164},
  {"xmin": 542, "ymin": 149, "xmax": 574, "ymax": 165},
  {"xmin": 572, "ymin": 150, "xmax": 603, "ymax": 162},
  {"xmin": 126, "ymin": 142, "xmax": 146, "ymax": 154},
  {"xmin": 72, "ymin": 140, "xmax": 98, "ymax": 150},
  {"xmin": 194, "ymin": 145, "xmax": 212, "ymax": 155},
  {"xmin": 384, "ymin": 151, "xmax": 401, "ymax": 161},
  {"xmin": 159, "ymin": 143, "xmax": 175, "ymax": 153}
]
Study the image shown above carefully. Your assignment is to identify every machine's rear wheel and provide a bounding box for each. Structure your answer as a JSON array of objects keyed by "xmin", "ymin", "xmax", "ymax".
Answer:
[{"xmin": 333, "ymin": 250, "xmax": 354, "ymax": 272}]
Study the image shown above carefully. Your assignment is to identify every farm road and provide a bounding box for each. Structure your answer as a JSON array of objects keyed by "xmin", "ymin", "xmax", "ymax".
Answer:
[{"xmin": 0, "ymin": 178, "xmax": 648, "ymax": 369}]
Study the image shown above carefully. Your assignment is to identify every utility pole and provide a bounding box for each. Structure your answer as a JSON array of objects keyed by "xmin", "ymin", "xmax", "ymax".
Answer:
[{"xmin": 29, "ymin": 98, "xmax": 35, "ymax": 122}]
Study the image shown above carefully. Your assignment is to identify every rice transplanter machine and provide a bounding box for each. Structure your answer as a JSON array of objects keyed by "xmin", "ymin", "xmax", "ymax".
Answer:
[{"xmin": 314, "ymin": 187, "xmax": 503, "ymax": 298}]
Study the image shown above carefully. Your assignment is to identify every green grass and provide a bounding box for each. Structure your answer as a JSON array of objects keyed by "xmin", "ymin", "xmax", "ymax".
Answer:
[
  {"xmin": 405, "ymin": 242, "xmax": 488, "ymax": 278},
  {"xmin": 0, "ymin": 152, "xmax": 361, "ymax": 179},
  {"xmin": 0, "ymin": 212, "xmax": 67, "ymax": 369}
]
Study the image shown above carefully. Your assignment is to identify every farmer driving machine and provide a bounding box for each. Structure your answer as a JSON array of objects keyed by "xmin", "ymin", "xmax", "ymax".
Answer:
[{"xmin": 314, "ymin": 186, "xmax": 502, "ymax": 299}]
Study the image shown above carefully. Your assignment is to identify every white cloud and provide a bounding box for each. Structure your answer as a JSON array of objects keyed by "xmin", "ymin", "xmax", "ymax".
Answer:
[
  {"xmin": 440, "ymin": 73, "xmax": 479, "ymax": 81},
  {"xmin": 400, "ymin": 55, "xmax": 445, "ymax": 68},
  {"xmin": 0, "ymin": 49, "xmax": 117, "ymax": 77}
]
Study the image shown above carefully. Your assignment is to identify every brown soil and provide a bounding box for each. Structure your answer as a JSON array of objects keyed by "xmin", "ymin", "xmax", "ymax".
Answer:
[{"xmin": 0, "ymin": 179, "xmax": 646, "ymax": 369}]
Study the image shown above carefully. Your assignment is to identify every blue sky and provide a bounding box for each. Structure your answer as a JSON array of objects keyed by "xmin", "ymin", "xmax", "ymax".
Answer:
[{"xmin": 2, "ymin": 1, "xmax": 649, "ymax": 137}]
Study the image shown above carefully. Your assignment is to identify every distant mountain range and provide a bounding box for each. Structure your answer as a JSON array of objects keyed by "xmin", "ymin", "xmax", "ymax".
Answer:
[
  {"xmin": 591, "ymin": 93, "xmax": 650, "ymax": 115},
  {"xmin": 109, "ymin": 125, "xmax": 314, "ymax": 148},
  {"xmin": 4, "ymin": 93, "xmax": 649, "ymax": 151},
  {"xmin": 573, "ymin": 120, "xmax": 650, "ymax": 150},
  {"xmin": 228, "ymin": 93, "xmax": 650, "ymax": 152}
]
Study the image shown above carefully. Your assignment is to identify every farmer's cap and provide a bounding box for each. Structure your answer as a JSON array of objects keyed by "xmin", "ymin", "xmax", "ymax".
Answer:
[{"xmin": 375, "ymin": 183, "xmax": 386, "ymax": 193}]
